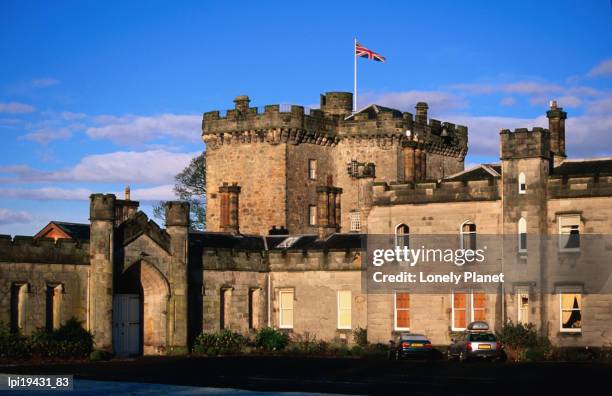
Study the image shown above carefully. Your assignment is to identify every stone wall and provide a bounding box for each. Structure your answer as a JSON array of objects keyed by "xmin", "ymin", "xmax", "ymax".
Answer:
[
  {"xmin": 0, "ymin": 261, "xmax": 89, "ymax": 335},
  {"xmin": 206, "ymin": 142, "xmax": 287, "ymax": 235}
]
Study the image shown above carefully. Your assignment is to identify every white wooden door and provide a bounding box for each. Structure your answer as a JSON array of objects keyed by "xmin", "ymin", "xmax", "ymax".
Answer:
[{"xmin": 112, "ymin": 294, "xmax": 141, "ymax": 356}]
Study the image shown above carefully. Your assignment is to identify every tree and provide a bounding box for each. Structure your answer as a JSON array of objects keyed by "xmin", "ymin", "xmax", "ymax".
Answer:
[{"xmin": 153, "ymin": 152, "xmax": 206, "ymax": 230}]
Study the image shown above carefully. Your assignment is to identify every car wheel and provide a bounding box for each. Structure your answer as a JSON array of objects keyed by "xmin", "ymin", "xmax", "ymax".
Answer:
[{"xmin": 459, "ymin": 351, "xmax": 468, "ymax": 362}]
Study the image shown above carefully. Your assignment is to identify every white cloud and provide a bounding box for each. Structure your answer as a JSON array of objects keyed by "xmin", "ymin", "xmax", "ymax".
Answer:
[
  {"xmin": 500, "ymin": 97, "xmax": 516, "ymax": 106},
  {"xmin": 31, "ymin": 78, "xmax": 59, "ymax": 88},
  {"xmin": 86, "ymin": 114, "xmax": 201, "ymax": 144},
  {"xmin": 0, "ymin": 208, "xmax": 33, "ymax": 225},
  {"xmin": 587, "ymin": 59, "xmax": 612, "ymax": 78},
  {"xmin": 0, "ymin": 102, "xmax": 36, "ymax": 114},
  {"xmin": 0, "ymin": 184, "xmax": 176, "ymax": 203},
  {"xmin": 359, "ymin": 90, "xmax": 465, "ymax": 112},
  {"xmin": 447, "ymin": 111, "xmax": 612, "ymax": 160},
  {"xmin": 22, "ymin": 126, "xmax": 74, "ymax": 144},
  {"xmin": 0, "ymin": 150, "xmax": 198, "ymax": 185}
]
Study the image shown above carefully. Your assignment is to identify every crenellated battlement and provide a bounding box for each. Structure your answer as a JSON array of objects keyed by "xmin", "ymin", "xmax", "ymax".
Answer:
[
  {"xmin": 548, "ymin": 174, "xmax": 612, "ymax": 199},
  {"xmin": 0, "ymin": 235, "xmax": 90, "ymax": 265},
  {"xmin": 500, "ymin": 127, "xmax": 551, "ymax": 160},
  {"xmin": 202, "ymin": 93, "xmax": 468, "ymax": 156},
  {"xmin": 372, "ymin": 177, "xmax": 500, "ymax": 205}
]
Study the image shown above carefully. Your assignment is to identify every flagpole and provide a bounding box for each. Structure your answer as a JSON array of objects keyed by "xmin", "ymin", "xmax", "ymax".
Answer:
[{"xmin": 353, "ymin": 37, "xmax": 357, "ymax": 113}]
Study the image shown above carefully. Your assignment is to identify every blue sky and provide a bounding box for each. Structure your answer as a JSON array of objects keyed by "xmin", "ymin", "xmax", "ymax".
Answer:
[{"xmin": 1, "ymin": 0, "xmax": 611, "ymax": 235}]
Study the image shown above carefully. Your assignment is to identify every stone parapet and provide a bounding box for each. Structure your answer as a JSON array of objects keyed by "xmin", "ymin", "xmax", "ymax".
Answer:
[
  {"xmin": 0, "ymin": 235, "xmax": 90, "ymax": 265},
  {"xmin": 372, "ymin": 178, "xmax": 500, "ymax": 205}
]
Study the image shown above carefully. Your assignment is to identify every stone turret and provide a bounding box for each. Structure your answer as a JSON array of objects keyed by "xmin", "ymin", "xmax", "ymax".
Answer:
[
  {"xmin": 164, "ymin": 201, "xmax": 190, "ymax": 354},
  {"xmin": 320, "ymin": 92, "xmax": 353, "ymax": 116},
  {"xmin": 415, "ymin": 102, "xmax": 428, "ymax": 124},
  {"xmin": 546, "ymin": 100, "xmax": 567, "ymax": 167},
  {"xmin": 88, "ymin": 194, "xmax": 116, "ymax": 351},
  {"xmin": 233, "ymin": 95, "xmax": 250, "ymax": 113}
]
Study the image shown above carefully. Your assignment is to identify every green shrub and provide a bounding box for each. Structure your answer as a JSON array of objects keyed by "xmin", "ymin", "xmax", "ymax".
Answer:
[
  {"xmin": 523, "ymin": 344, "xmax": 552, "ymax": 362},
  {"xmin": 496, "ymin": 321, "xmax": 550, "ymax": 362},
  {"xmin": 351, "ymin": 345, "xmax": 364, "ymax": 356},
  {"xmin": 30, "ymin": 318, "xmax": 93, "ymax": 358},
  {"xmin": 255, "ymin": 327, "xmax": 289, "ymax": 351},
  {"xmin": 0, "ymin": 323, "xmax": 30, "ymax": 358},
  {"xmin": 193, "ymin": 330, "xmax": 244, "ymax": 355},
  {"xmin": 338, "ymin": 344, "xmax": 350, "ymax": 358},
  {"xmin": 89, "ymin": 350, "xmax": 112, "ymax": 361},
  {"xmin": 363, "ymin": 343, "xmax": 389, "ymax": 359},
  {"xmin": 353, "ymin": 327, "xmax": 368, "ymax": 347}
]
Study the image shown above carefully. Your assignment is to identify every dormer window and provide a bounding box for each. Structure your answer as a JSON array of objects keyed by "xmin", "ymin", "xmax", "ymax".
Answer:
[{"xmin": 518, "ymin": 172, "xmax": 526, "ymax": 194}]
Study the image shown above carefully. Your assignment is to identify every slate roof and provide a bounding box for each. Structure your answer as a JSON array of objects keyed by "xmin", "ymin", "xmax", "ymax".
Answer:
[
  {"xmin": 552, "ymin": 158, "xmax": 612, "ymax": 177},
  {"xmin": 444, "ymin": 164, "xmax": 501, "ymax": 182},
  {"xmin": 51, "ymin": 222, "xmax": 90, "ymax": 241},
  {"xmin": 188, "ymin": 232, "xmax": 364, "ymax": 252},
  {"xmin": 343, "ymin": 104, "xmax": 403, "ymax": 121}
]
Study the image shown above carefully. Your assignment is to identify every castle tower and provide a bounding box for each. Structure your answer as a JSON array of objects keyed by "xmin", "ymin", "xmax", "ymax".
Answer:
[
  {"xmin": 88, "ymin": 193, "xmax": 116, "ymax": 351},
  {"xmin": 164, "ymin": 201, "xmax": 190, "ymax": 354},
  {"xmin": 500, "ymin": 127, "xmax": 551, "ymax": 334},
  {"xmin": 546, "ymin": 100, "xmax": 567, "ymax": 167},
  {"xmin": 202, "ymin": 93, "xmax": 467, "ymax": 235}
]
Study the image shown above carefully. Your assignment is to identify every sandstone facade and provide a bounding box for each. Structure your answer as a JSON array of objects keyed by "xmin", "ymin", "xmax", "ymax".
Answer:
[{"xmin": 1, "ymin": 95, "xmax": 610, "ymax": 355}]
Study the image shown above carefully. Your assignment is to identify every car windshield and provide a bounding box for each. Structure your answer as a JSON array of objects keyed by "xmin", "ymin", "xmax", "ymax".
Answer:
[{"xmin": 469, "ymin": 333, "xmax": 496, "ymax": 342}]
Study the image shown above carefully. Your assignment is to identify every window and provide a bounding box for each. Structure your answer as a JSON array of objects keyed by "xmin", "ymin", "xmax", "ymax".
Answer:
[
  {"xmin": 560, "ymin": 293, "xmax": 582, "ymax": 332},
  {"xmin": 558, "ymin": 215, "xmax": 580, "ymax": 251},
  {"xmin": 10, "ymin": 283, "xmax": 28, "ymax": 334},
  {"xmin": 518, "ymin": 172, "xmax": 526, "ymax": 194},
  {"xmin": 394, "ymin": 292, "xmax": 410, "ymax": 330},
  {"xmin": 220, "ymin": 288, "xmax": 231, "ymax": 330},
  {"xmin": 45, "ymin": 284, "xmax": 63, "ymax": 331},
  {"xmin": 452, "ymin": 291, "xmax": 467, "ymax": 330},
  {"xmin": 308, "ymin": 159, "xmax": 317, "ymax": 180},
  {"xmin": 308, "ymin": 205, "xmax": 317, "ymax": 226},
  {"xmin": 394, "ymin": 224, "xmax": 409, "ymax": 249},
  {"xmin": 248, "ymin": 288, "xmax": 260, "ymax": 330},
  {"xmin": 219, "ymin": 191, "xmax": 230, "ymax": 228},
  {"xmin": 337, "ymin": 290, "xmax": 352, "ymax": 329},
  {"xmin": 518, "ymin": 217, "xmax": 527, "ymax": 253},
  {"xmin": 349, "ymin": 211, "xmax": 361, "ymax": 232},
  {"xmin": 517, "ymin": 289, "xmax": 529, "ymax": 325},
  {"xmin": 279, "ymin": 289, "xmax": 294, "ymax": 329},
  {"xmin": 460, "ymin": 221, "xmax": 477, "ymax": 250},
  {"xmin": 471, "ymin": 292, "xmax": 486, "ymax": 322}
]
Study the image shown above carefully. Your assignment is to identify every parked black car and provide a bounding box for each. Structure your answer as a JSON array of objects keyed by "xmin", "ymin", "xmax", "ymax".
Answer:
[
  {"xmin": 390, "ymin": 333, "xmax": 437, "ymax": 360},
  {"xmin": 447, "ymin": 322, "xmax": 506, "ymax": 362}
]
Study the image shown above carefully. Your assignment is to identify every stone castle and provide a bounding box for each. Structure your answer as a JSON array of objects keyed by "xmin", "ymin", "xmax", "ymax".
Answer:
[{"xmin": 1, "ymin": 92, "xmax": 611, "ymax": 355}]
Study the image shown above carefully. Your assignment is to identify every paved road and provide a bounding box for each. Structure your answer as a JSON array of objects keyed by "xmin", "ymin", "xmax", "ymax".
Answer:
[{"xmin": 2, "ymin": 356, "xmax": 611, "ymax": 395}]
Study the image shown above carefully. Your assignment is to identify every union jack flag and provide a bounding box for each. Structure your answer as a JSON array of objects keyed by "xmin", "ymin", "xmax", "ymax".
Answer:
[{"xmin": 355, "ymin": 42, "xmax": 386, "ymax": 62}]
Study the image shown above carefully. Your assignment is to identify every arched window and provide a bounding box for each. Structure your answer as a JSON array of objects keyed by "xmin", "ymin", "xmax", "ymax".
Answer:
[
  {"xmin": 518, "ymin": 172, "xmax": 526, "ymax": 194},
  {"xmin": 518, "ymin": 217, "xmax": 527, "ymax": 253},
  {"xmin": 460, "ymin": 221, "xmax": 477, "ymax": 250},
  {"xmin": 395, "ymin": 224, "xmax": 409, "ymax": 248}
]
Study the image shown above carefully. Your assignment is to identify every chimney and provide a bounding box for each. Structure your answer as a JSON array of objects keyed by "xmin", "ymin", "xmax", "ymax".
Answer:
[
  {"xmin": 219, "ymin": 182, "xmax": 241, "ymax": 233},
  {"xmin": 415, "ymin": 102, "xmax": 428, "ymax": 124},
  {"xmin": 233, "ymin": 95, "xmax": 250, "ymax": 113},
  {"xmin": 316, "ymin": 186, "xmax": 342, "ymax": 239},
  {"xmin": 546, "ymin": 100, "xmax": 567, "ymax": 166},
  {"xmin": 114, "ymin": 186, "xmax": 139, "ymax": 226}
]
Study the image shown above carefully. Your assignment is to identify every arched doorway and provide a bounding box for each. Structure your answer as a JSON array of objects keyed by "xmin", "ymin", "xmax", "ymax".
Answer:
[{"xmin": 113, "ymin": 260, "xmax": 170, "ymax": 356}]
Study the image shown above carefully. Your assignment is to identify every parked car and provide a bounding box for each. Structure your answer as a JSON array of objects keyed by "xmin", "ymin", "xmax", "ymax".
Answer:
[
  {"xmin": 390, "ymin": 333, "xmax": 437, "ymax": 360},
  {"xmin": 447, "ymin": 321, "xmax": 506, "ymax": 362}
]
